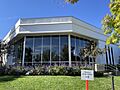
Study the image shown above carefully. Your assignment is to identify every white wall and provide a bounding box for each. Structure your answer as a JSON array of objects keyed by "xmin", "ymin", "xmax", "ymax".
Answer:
[{"xmin": 19, "ymin": 23, "xmax": 72, "ymax": 34}]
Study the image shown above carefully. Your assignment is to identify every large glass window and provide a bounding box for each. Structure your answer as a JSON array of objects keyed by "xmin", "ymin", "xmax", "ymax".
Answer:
[
  {"xmin": 17, "ymin": 40, "xmax": 23, "ymax": 64},
  {"xmin": 42, "ymin": 36, "xmax": 50, "ymax": 64},
  {"xmin": 34, "ymin": 37, "xmax": 42, "ymax": 64},
  {"xmin": 76, "ymin": 37, "xmax": 81, "ymax": 61},
  {"xmin": 71, "ymin": 35, "xmax": 95, "ymax": 66},
  {"xmin": 51, "ymin": 36, "xmax": 59, "ymax": 65},
  {"xmin": 60, "ymin": 36, "xmax": 68, "ymax": 63},
  {"xmin": 71, "ymin": 36, "xmax": 76, "ymax": 61},
  {"xmin": 8, "ymin": 34, "xmax": 98, "ymax": 67},
  {"xmin": 23, "ymin": 35, "xmax": 96, "ymax": 67},
  {"xmin": 25, "ymin": 37, "xmax": 33, "ymax": 65},
  {"xmin": 10, "ymin": 39, "xmax": 23, "ymax": 65}
]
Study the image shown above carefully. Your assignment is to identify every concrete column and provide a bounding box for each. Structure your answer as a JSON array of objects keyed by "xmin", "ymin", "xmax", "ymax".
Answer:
[
  {"xmin": 22, "ymin": 36, "xmax": 26, "ymax": 67},
  {"xmin": 41, "ymin": 36, "xmax": 43, "ymax": 65},
  {"xmin": 68, "ymin": 34, "xmax": 71, "ymax": 67}
]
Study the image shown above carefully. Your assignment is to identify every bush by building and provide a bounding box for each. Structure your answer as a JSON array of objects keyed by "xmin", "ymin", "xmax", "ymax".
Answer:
[{"xmin": 0, "ymin": 65, "xmax": 105, "ymax": 77}]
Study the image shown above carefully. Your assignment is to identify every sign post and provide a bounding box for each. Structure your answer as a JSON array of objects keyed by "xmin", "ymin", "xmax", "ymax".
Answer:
[
  {"xmin": 81, "ymin": 70, "xmax": 94, "ymax": 90},
  {"xmin": 86, "ymin": 80, "xmax": 88, "ymax": 90}
]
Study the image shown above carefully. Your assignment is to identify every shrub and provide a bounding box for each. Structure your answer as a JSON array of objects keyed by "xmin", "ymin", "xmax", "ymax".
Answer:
[
  {"xmin": 33, "ymin": 66, "xmax": 44, "ymax": 75},
  {"xmin": 49, "ymin": 66, "xmax": 66, "ymax": 75},
  {"xmin": 94, "ymin": 71, "xmax": 104, "ymax": 77},
  {"xmin": 0, "ymin": 66, "xmax": 5, "ymax": 76},
  {"xmin": 65, "ymin": 67, "xmax": 81, "ymax": 76},
  {"xmin": 4, "ymin": 66, "xmax": 26, "ymax": 76},
  {"xmin": 25, "ymin": 66, "xmax": 50, "ymax": 75},
  {"xmin": 116, "ymin": 64, "xmax": 120, "ymax": 71},
  {"xmin": 0, "ymin": 65, "xmax": 105, "ymax": 77},
  {"xmin": 48, "ymin": 66, "xmax": 81, "ymax": 76}
]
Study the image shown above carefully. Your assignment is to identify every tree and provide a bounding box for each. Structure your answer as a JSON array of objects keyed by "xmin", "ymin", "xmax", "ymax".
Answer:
[
  {"xmin": 101, "ymin": 2, "xmax": 120, "ymax": 82},
  {"xmin": 102, "ymin": 0, "xmax": 120, "ymax": 45},
  {"xmin": 0, "ymin": 40, "xmax": 2, "ymax": 66},
  {"xmin": 61, "ymin": 45, "xmax": 69, "ymax": 61},
  {"xmin": 80, "ymin": 41, "xmax": 104, "ymax": 67},
  {"xmin": 0, "ymin": 40, "xmax": 9, "ymax": 66},
  {"xmin": 65, "ymin": 0, "xmax": 79, "ymax": 4}
]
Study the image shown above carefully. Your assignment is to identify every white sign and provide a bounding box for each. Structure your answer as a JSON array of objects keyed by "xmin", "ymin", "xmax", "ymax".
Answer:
[{"xmin": 81, "ymin": 70, "xmax": 94, "ymax": 80}]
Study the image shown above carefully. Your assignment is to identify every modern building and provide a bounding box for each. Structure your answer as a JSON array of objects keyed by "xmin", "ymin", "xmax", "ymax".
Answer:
[{"xmin": 2, "ymin": 16, "xmax": 120, "ymax": 67}]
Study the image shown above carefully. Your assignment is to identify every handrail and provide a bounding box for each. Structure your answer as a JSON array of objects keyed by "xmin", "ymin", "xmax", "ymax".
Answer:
[{"xmin": 105, "ymin": 64, "xmax": 118, "ymax": 72}]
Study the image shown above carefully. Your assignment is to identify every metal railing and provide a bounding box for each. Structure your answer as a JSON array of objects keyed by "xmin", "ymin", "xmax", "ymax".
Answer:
[{"xmin": 105, "ymin": 64, "xmax": 119, "ymax": 76}]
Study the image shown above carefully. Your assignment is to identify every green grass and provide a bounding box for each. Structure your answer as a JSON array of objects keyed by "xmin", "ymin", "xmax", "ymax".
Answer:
[{"xmin": 0, "ymin": 76, "xmax": 120, "ymax": 90}]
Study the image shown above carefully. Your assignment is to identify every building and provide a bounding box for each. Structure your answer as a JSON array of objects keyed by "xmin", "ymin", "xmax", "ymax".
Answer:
[{"xmin": 2, "ymin": 16, "xmax": 120, "ymax": 67}]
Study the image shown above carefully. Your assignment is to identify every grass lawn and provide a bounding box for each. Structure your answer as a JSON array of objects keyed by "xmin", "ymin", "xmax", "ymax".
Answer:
[{"xmin": 0, "ymin": 76, "xmax": 120, "ymax": 90}]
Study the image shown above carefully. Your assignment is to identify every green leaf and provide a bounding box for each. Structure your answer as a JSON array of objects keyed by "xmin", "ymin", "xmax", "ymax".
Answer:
[
  {"xmin": 104, "ymin": 29, "xmax": 112, "ymax": 35},
  {"xmin": 102, "ymin": 0, "xmax": 120, "ymax": 46},
  {"xmin": 106, "ymin": 37, "xmax": 111, "ymax": 45},
  {"xmin": 115, "ymin": 28, "xmax": 120, "ymax": 34},
  {"xmin": 112, "ymin": 37, "xmax": 118, "ymax": 43}
]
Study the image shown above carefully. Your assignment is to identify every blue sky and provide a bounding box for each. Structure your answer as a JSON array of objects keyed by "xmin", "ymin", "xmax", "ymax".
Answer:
[{"xmin": 0, "ymin": 0, "xmax": 110, "ymax": 39}]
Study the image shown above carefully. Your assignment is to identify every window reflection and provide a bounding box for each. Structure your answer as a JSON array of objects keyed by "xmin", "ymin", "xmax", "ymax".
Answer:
[
  {"xmin": 71, "ymin": 35, "xmax": 95, "ymax": 66},
  {"xmin": 34, "ymin": 37, "xmax": 42, "ymax": 64},
  {"xmin": 71, "ymin": 36, "xmax": 76, "ymax": 61},
  {"xmin": 42, "ymin": 36, "xmax": 50, "ymax": 64},
  {"xmin": 43, "ymin": 36, "xmax": 50, "ymax": 46},
  {"xmin": 11, "ymin": 39, "xmax": 23, "ymax": 65},
  {"xmin": 76, "ymin": 37, "xmax": 80, "ymax": 61},
  {"xmin": 60, "ymin": 36, "xmax": 68, "ymax": 65},
  {"xmin": 25, "ymin": 37, "xmax": 33, "ymax": 65},
  {"xmin": 43, "ymin": 47, "xmax": 50, "ymax": 61},
  {"xmin": 51, "ymin": 36, "xmax": 59, "ymax": 65},
  {"xmin": 24, "ymin": 35, "xmax": 95, "ymax": 66}
]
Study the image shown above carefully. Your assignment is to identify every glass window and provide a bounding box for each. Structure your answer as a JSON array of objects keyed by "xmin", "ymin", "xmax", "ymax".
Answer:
[
  {"xmin": 80, "ymin": 39, "xmax": 85, "ymax": 48},
  {"xmin": 42, "ymin": 36, "xmax": 50, "ymax": 63},
  {"xmin": 71, "ymin": 35, "xmax": 97, "ymax": 66},
  {"xmin": 34, "ymin": 37, "xmax": 42, "ymax": 49},
  {"xmin": 34, "ymin": 50, "xmax": 41, "ymax": 63},
  {"xmin": 60, "ymin": 35, "xmax": 68, "ymax": 61},
  {"xmin": 76, "ymin": 37, "xmax": 80, "ymax": 61},
  {"xmin": 43, "ymin": 36, "xmax": 50, "ymax": 46},
  {"xmin": 17, "ymin": 40, "xmax": 23, "ymax": 64},
  {"xmin": 25, "ymin": 37, "xmax": 33, "ymax": 65},
  {"xmin": 51, "ymin": 47, "xmax": 59, "ymax": 61},
  {"xmin": 42, "ymin": 47, "xmax": 50, "ymax": 61},
  {"xmin": 11, "ymin": 39, "xmax": 23, "ymax": 65},
  {"xmin": 52, "ymin": 36, "xmax": 59, "ymax": 47},
  {"xmin": 34, "ymin": 37, "xmax": 42, "ymax": 63},
  {"xmin": 51, "ymin": 36, "xmax": 59, "ymax": 62},
  {"xmin": 61, "ymin": 35, "xmax": 68, "ymax": 46},
  {"xmin": 26, "ymin": 37, "xmax": 33, "ymax": 48},
  {"xmin": 71, "ymin": 36, "xmax": 76, "ymax": 61}
]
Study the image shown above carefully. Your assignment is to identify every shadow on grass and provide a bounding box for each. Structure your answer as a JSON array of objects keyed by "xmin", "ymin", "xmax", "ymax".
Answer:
[{"xmin": 0, "ymin": 76, "xmax": 22, "ymax": 83}]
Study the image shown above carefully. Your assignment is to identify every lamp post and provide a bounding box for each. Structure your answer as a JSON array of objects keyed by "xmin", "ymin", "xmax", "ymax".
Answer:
[{"xmin": 111, "ymin": 75, "xmax": 115, "ymax": 90}]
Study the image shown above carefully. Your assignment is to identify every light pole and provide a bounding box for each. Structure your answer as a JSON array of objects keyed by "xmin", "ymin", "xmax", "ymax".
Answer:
[{"xmin": 111, "ymin": 75, "xmax": 115, "ymax": 90}]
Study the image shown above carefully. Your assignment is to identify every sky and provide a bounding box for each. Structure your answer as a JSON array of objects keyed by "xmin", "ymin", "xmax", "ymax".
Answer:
[{"xmin": 0, "ymin": 0, "xmax": 110, "ymax": 39}]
